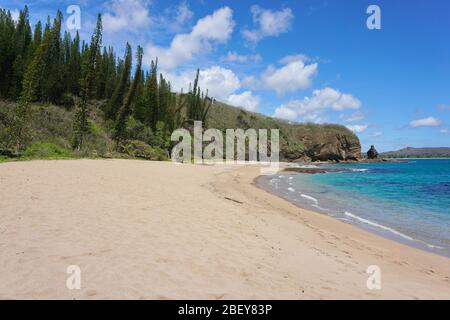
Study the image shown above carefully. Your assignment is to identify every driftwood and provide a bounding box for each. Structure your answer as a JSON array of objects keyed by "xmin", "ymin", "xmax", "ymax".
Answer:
[{"xmin": 224, "ymin": 197, "xmax": 244, "ymax": 204}]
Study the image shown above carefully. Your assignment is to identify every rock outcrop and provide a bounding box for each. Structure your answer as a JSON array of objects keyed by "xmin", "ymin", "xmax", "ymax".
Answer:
[
  {"xmin": 367, "ymin": 145, "xmax": 379, "ymax": 159},
  {"xmin": 304, "ymin": 133, "xmax": 361, "ymax": 162}
]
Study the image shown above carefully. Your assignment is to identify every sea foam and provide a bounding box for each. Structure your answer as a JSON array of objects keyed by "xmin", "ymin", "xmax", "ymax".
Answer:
[
  {"xmin": 300, "ymin": 194, "xmax": 318, "ymax": 203},
  {"xmin": 344, "ymin": 211, "xmax": 415, "ymax": 241},
  {"xmin": 350, "ymin": 168, "xmax": 368, "ymax": 172},
  {"xmin": 343, "ymin": 211, "xmax": 444, "ymax": 249}
]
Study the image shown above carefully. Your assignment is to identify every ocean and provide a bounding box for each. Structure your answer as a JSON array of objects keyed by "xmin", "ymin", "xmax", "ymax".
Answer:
[{"xmin": 258, "ymin": 159, "xmax": 450, "ymax": 257}]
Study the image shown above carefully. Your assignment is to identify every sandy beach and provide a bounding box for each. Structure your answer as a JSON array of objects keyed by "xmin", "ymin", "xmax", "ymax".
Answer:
[{"xmin": 0, "ymin": 159, "xmax": 448, "ymax": 299}]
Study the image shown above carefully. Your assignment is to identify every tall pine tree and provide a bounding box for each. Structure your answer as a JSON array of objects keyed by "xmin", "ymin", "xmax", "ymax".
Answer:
[
  {"xmin": 72, "ymin": 14, "xmax": 102, "ymax": 150},
  {"xmin": 106, "ymin": 43, "xmax": 131, "ymax": 119},
  {"xmin": 114, "ymin": 46, "xmax": 143, "ymax": 143}
]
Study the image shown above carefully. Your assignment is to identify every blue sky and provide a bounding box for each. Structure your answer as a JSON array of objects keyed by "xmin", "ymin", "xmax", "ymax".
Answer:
[{"xmin": 2, "ymin": 0, "xmax": 449, "ymax": 152}]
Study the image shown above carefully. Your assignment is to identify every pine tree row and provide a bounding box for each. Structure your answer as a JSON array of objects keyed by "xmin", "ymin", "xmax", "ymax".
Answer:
[{"xmin": 0, "ymin": 6, "xmax": 214, "ymax": 155}]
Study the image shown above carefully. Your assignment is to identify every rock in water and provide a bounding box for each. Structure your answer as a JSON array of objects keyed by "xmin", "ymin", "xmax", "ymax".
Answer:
[{"xmin": 367, "ymin": 145, "xmax": 379, "ymax": 159}]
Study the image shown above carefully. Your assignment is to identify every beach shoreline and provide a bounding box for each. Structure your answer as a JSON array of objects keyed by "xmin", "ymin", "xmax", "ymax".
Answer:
[
  {"xmin": 255, "ymin": 169, "xmax": 450, "ymax": 258},
  {"xmin": 0, "ymin": 159, "xmax": 449, "ymax": 299}
]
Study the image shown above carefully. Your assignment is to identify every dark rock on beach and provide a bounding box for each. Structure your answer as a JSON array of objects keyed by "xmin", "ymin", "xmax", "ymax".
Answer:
[{"xmin": 283, "ymin": 167, "xmax": 343, "ymax": 174}]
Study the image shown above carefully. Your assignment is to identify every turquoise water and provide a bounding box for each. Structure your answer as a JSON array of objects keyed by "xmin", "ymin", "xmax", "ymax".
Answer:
[{"xmin": 260, "ymin": 159, "xmax": 450, "ymax": 256}]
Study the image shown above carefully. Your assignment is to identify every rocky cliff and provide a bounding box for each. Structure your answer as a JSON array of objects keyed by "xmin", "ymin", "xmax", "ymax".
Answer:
[{"xmin": 302, "ymin": 132, "xmax": 361, "ymax": 162}]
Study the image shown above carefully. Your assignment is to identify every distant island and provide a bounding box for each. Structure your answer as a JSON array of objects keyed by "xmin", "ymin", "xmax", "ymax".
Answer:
[{"xmin": 381, "ymin": 147, "xmax": 450, "ymax": 158}]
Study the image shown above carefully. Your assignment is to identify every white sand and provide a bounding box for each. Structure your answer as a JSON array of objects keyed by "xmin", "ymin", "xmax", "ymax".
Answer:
[{"xmin": 0, "ymin": 159, "xmax": 448, "ymax": 299}]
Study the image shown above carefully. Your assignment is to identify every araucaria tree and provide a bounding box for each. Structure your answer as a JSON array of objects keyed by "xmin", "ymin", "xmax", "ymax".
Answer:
[
  {"xmin": 106, "ymin": 43, "xmax": 131, "ymax": 120},
  {"xmin": 0, "ymin": 6, "xmax": 216, "ymax": 158},
  {"xmin": 72, "ymin": 14, "xmax": 102, "ymax": 150},
  {"xmin": 114, "ymin": 46, "xmax": 143, "ymax": 144},
  {"xmin": 185, "ymin": 69, "xmax": 214, "ymax": 127}
]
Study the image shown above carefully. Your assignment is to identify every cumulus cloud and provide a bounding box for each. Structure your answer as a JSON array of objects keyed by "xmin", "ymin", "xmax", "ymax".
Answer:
[
  {"xmin": 10, "ymin": 9, "xmax": 20, "ymax": 22},
  {"xmin": 242, "ymin": 5, "xmax": 294, "ymax": 44},
  {"xmin": 440, "ymin": 128, "xmax": 449, "ymax": 134},
  {"xmin": 262, "ymin": 60, "xmax": 317, "ymax": 94},
  {"xmin": 409, "ymin": 117, "xmax": 442, "ymax": 128},
  {"xmin": 221, "ymin": 51, "xmax": 262, "ymax": 63},
  {"xmin": 274, "ymin": 87, "xmax": 361, "ymax": 122},
  {"xmin": 244, "ymin": 55, "xmax": 317, "ymax": 94},
  {"xmin": 278, "ymin": 54, "xmax": 310, "ymax": 65},
  {"xmin": 164, "ymin": 66, "xmax": 261, "ymax": 111},
  {"xmin": 103, "ymin": 0, "xmax": 151, "ymax": 32},
  {"xmin": 156, "ymin": 1, "xmax": 194, "ymax": 32},
  {"xmin": 346, "ymin": 125, "xmax": 368, "ymax": 133},
  {"xmin": 163, "ymin": 66, "xmax": 241, "ymax": 101},
  {"xmin": 174, "ymin": 1, "xmax": 193, "ymax": 25},
  {"xmin": 227, "ymin": 91, "xmax": 260, "ymax": 111},
  {"xmin": 145, "ymin": 6, "xmax": 235, "ymax": 69},
  {"xmin": 340, "ymin": 111, "xmax": 365, "ymax": 122},
  {"xmin": 273, "ymin": 105, "xmax": 298, "ymax": 121}
]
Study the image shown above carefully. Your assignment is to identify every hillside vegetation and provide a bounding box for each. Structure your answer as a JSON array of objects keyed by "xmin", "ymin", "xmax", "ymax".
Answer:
[
  {"xmin": 208, "ymin": 101, "xmax": 361, "ymax": 161},
  {"xmin": 1, "ymin": 98, "xmax": 361, "ymax": 162},
  {"xmin": 0, "ymin": 6, "xmax": 361, "ymax": 163}
]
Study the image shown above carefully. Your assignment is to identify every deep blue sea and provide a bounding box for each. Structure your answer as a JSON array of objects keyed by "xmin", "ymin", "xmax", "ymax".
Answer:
[{"xmin": 259, "ymin": 159, "xmax": 450, "ymax": 257}]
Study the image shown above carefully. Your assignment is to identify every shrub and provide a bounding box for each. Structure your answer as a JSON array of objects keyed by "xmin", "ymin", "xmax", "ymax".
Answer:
[
  {"xmin": 121, "ymin": 140, "xmax": 168, "ymax": 161},
  {"xmin": 125, "ymin": 116, "xmax": 154, "ymax": 144},
  {"xmin": 22, "ymin": 142, "xmax": 74, "ymax": 159}
]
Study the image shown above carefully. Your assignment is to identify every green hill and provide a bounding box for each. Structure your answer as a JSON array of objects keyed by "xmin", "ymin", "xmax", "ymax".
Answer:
[
  {"xmin": 381, "ymin": 147, "xmax": 450, "ymax": 158},
  {"xmin": 1, "ymin": 98, "xmax": 361, "ymax": 162},
  {"xmin": 208, "ymin": 101, "xmax": 361, "ymax": 162}
]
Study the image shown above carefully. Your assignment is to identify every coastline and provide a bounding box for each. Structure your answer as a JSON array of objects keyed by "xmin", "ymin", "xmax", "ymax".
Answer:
[
  {"xmin": 257, "ymin": 164, "xmax": 450, "ymax": 258},
  {"xmin": 0, "ymin": 159, "xmax": 449, "ymax": 299}
]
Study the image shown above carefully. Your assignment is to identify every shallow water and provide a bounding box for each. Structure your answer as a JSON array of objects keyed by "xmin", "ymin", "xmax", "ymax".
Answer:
[{"xmin": 258, "ymin": 159, "xmax": 450, "ymax": 257}]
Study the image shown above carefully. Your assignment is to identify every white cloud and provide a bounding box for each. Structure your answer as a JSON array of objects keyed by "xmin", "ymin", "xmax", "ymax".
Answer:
[
  {"xmin": 157, "ymin": 1, "xmax": 194, "ymax": 32},
  {"xmin": 103, "ymin": 0, "xmax": 151, "ymax": 32},
  {"xmin": 437, "ymin": 104, "xmax": 450, "ymax": 111},
  {"xmin": 262, "ymin": 60, "xmax": 317, "ymax": 94},
  {"xmin": 278, "ymin": 54, "xmax": 310, "ymax": 65},
  {"xmin": 145, "ymin": 6, "xmax": 235, "ymax": 69},
  {"xmin": 164, "ymin": 66, "xmax": 241, "ymax": 101},
  {"xmin": 227, "ymin": 91, "xmax": 260, "ymax": 111},
  {"xmin": 371, "ymin": 131, "xmax": 383, "ymax": 137},
  {"xmin": 440, "ymin": 128, "xmax": 448, "ymax": 134},
  {"xmin": 10, "ymin": 9, "xmax": 20, "ymax": 22},
  {"xmin": 245, "ymin": 55, "xmax": 317, "ymax": 94},
  {"xmin": 273, "ymin": 106, "xmax": 298, "ymax": 121},
  {"xmin": 303, "ymin": 114, "xmax": 325, "ymax": 124},
  {"xmin": 409, "ymin": 117, "xmax": 442, "ymax": 128},
  {"xmin": 242, "ymin": 5, "xmax": 294, "ymax": 44},
  {"xmin": 340, "ymin": 111, "xmax": 365, "ymax": 122},
  {"xmin": 164, "ymin": 67, "xmax": 261, "ymax": 111},
  {"xmin": 221, "ymin": 51, "xmax": 262, "ymax": 63},
  {"xmin": 346, "ymin": 125, "xmax": 368, "ymax": 133},
  {"xmin": 174, "ymin": 1, "xmax": 193, "ymax": 25},
  {"xmin": 274, "ymin": 87, "xmax": 361, "ymax": 122}
]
